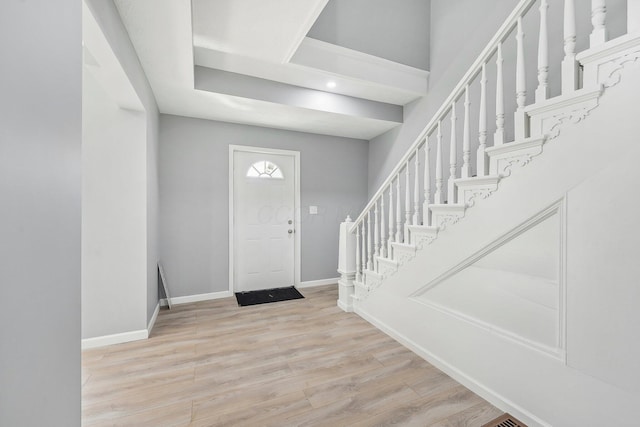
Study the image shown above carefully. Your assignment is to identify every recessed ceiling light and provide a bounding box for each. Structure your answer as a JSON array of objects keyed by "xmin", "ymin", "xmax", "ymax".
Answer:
[{"xmin": 326, "ymin": 81, "xmax": 337, "ymax": 89}]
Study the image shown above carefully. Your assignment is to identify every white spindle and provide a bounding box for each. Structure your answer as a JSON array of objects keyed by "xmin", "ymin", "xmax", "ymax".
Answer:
[
  {"xmin": 380, "ymin": 193, "xmax": 387, "ymax": 259},
  {"xmin": 413, "ymin": 149, "xmax": 420, "ymax": 225},
  {"xmin": 367, "ymin": 211, "xmax": 373, "ymax": 271},
  {"xmin": 495, "ymin": 43, "xmax": 505, "ymax": 146},
  {"xmin": 388, "ymin": 181, "xmax": 394, "ymax": 255},
  {"xmin": 462, "ymin": 87, "xmax": 471, "ymax": 178},
  {"xmin": 516, "ymin": 17, "xmax": 526, "ymax": 109},
  {"xmin": 360, "ymin": 222, "xmax": 366, "ymax": 281},
  {"xmin": 404, "ymin": 162, "xmax": 411, "ymax": 243},
  {"xmin": 448, "ymin": 104, "xmax": 458, "ymax": 204},
  {"xmin": 590, "ymin": 0, "xmax": 607, "ymax": 47},
  {"xmin": 423, "ymin": 140, "xmax": 431, "ymax": 226},
  {"xmin": 515, "ymin": 17, "xmax": 527, "ymax": 139},
  {"xmin": 355, "ymin": 223, "xmax": 361, "ymax": 282},
  {"xmin": 477, "ymin": 64, "xmax": 488, "ymax": 176},
  {"xmin": 562, "ymin": 0, "xmax": 578, "ymax": 93},
  {"xmin": 395, "ymin": 176, "xmax": 402, "ymax": 243},
  {"xmin": 630, "ymin": 0, "xmax": 640, "ymax": 34},
  {"xmin": 536, "ymin": 0, "xmax": 550, "ymax": 102},
  {"xmin": 435, "ymin": 122, "xmax": 444, "ymax": 204},
  {"xmin": 374, "ymin": 200, "xmax": 380, "ymax": 265}
]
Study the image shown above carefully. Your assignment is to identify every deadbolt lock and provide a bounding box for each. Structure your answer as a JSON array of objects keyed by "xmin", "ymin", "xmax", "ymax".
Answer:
[{"xmin": 288, "ymin": 220, "xmax": 293, "ymax": 224}]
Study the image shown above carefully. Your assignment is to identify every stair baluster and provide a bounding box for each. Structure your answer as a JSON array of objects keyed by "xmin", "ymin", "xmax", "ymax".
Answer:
[
  {"xmin": 396, "ymin": 176, "xmax": 402, "ymax": 243},
  {"xmin": 423, "ymin": 139, "xmax": 431, "ymax": 226},
  {"xmin": 495, "ymin": 43, "xmax": 505, "ymax": 146},
  {"xmin": 355, "ymin": 222, "xmax": 361, "ymax": 283},
  {"xmin": 413, "ymin": 149, "xmax": 421, "ymax": 225},
  {"xmin": 590, "ymin": 0, "xmax": 608, "ymax": 47},
  {"xmin": 374, "ymin": 200, "xmax": 380, "ymax": 269},
  {"xmin": 477, "ymin": 64, "xmax": 488, "ymax": 176},
  {"xmin": 562, "ymin": 0, "xmax": 578, "ymax": 93},
  {"xmin": 367, "ymin": 211, "xmax": 373, "ymax": 271},
  {"xmin": 388, "ymin": 180, "xmax": 395, "ymax": 256},
  {"xmin": 462, "ymin": 87, "xmax": 471, "ymax": 178},
  {"xmin": 515, "ymin": 17, "xmax": 528, "ymax": 139},
  {"xmin": 448, "ymin": 103, "xmax": 458, "ymax": 204},
  {"xmin": 381, "ymin": 193, "xmax": 387, "ymax": 259},
  {"xmin": 404, "ymin": 161, "xmax": 412, "ymax": 243},
  {"xmin": 360, "ymin": 218, "xmax": 367, "ymax": 283},
  {"xmin": 536, "ymin": 0, "xmax": 550, "ymax": 102},
  {"xmin": 435, "ymin": 122, "xmax": 444, "ymax": 204}
]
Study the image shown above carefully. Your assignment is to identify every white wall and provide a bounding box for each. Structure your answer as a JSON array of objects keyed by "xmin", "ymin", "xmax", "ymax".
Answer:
[
  {"xmin": 0, "ymin": 0, "xmax": 81, "ymax": 425},
  {"xmin": 357, "ymin": 62, "xmax": 640, "ymax": 425},
  {"xmin": 85, "ymin": 0, "xmax": 161, "ymax": 324},
  {"xmin": 159, "ymin": 115, "xmax": 369, "ymax": 298},
  {"xmin": 82, "ymin": 71, "xmax": 148, "ymax": 339}
]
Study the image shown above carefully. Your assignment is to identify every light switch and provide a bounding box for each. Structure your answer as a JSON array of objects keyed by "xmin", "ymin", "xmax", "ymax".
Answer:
[{"xmin": 309, "ymin": 206, "xmax": 318, "ymax": 215}]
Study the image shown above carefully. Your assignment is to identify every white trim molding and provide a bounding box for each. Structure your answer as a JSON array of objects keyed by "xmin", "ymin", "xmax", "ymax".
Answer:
[
  {"xmin": 297, "ymin": 278, "xmax": 340, "ymax": 288},
  {"xmin": 291, "ymin": 37, "xmax": 429, "ymax": 96},
  {"xmin": 147, "ymin": 302, "xmax": 160, "ymax": 334},
  {"xmin": 81, "ymin": 329, "xmax": 148, "ymax": 350},
  {"xmin": 355, "ymin": 305, "xmax": 551, "ymax": 427},
  {"xmin": 160, "ymin": 290, "xmax": 233, "ymax": 307},
  {"xmin": 228, "ymin": 145, "xmax": 302, "ymax": 295}
]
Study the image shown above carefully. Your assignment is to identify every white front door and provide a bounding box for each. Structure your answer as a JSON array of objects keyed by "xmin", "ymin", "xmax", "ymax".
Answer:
[{"xmin": 233, "ymin": 150, "xmax": 296, "ymax": 292}]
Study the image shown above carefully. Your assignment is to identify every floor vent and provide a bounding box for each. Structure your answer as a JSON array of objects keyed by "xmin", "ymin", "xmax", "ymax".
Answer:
[{"xmin": 482, "ymin": 413, "xmax": 528, "ymax": 427}]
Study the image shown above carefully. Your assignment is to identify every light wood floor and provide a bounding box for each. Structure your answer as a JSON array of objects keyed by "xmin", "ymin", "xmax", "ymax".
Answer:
[{"xmin": 82, "ymin": 285, "xmax": 503, "ymax": 426}]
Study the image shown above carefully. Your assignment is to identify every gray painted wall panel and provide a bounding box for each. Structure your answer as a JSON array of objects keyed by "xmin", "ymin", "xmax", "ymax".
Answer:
[
  {"xmin": 159, "ymin": 115, "xmax": 368, "ymax": 297},
  {"xmin": 0, "ymin": 1, "xmax": 82, "ymax": 425},
  {"xmin": 308, "ymin": 0, "xmax": 430, "ymax": 70}
]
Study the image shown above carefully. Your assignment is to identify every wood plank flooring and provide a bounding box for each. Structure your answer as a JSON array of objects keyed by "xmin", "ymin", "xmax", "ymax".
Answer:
[{"xmin": 82, "ymin": 285, "xmax": 503, "ymax": 426}]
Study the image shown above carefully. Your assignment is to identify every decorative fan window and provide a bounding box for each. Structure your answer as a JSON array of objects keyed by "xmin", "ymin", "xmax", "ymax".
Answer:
[{"xmin": 246, "ymin": 160, "xmax": 283, "ymax": 179}]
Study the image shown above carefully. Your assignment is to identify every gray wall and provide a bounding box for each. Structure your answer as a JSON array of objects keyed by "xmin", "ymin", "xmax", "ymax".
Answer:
[
  {"xmin": 308, "ymin": 0, "xmax": 430, "ymax": 70},
  {"xmin": 160, "ymin": 115, "xmax": 368, "ymax": 297},
  {"xmin": 368, "ymin": 0, "xmax": 627, "ymax": 196},
  {"xmin": 85, "ymin": 0, "xmax": 160, "ymax": 324},
  {"xmin": 0, "ymin": 0, "xmax": 81, "ymax": 425},
  {"xmin": 368, "ymin": 0, "xmax": 518, "ymax": 195}
]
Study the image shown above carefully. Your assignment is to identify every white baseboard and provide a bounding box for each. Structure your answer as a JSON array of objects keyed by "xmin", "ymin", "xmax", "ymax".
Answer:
[
  {"xmin": 160, "ymin": 290, "xmax": 233, "ymax": 307},
  {"xmin": 147, "ymin": 302, "xmax": 160, "ymax": 333},
  {"xmin": 297, "ymin": 278, "xmax": 339, "ymax": 288},
  {"xmin": 81, "ymin": 329, "xmax": 148, "ymax": 350},
  {"xmin": 355, "ymin": 305, "xmax": 550, "ymax": 427}
]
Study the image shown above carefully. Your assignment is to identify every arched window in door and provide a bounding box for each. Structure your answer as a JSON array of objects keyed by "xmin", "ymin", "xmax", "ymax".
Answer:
[{"xmin": 246, "ymin": 160, "xmax": 284, "ymax": 179}]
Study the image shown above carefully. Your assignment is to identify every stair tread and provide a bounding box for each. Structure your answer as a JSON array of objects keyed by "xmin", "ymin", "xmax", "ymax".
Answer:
[
  {"xmin": 430, "ymin": 203, "xmax": 466, "ymax": 211},
  {"xmin": 407, "ymin": 224, "xmax": 439, "ymax": 232},
  {"xmin": 391, "ymin": 242, "xmax": 416, "ymax": 250},
  {"xmin": 454, "ymin": 175, "xmax": 501, "ymax": 185},
  {"xmin": 485, "ymin": 136, "xmax": 546, "ymax": 156},
  {"xmin": 376, "ymin": 255, "xmax": 399, "ymax": 265}
]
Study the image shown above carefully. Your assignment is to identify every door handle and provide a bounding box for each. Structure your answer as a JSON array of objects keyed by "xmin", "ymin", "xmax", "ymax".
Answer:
[{"xmin": 288, "ymin": 229, "xmax": 294, "ymax": 234}]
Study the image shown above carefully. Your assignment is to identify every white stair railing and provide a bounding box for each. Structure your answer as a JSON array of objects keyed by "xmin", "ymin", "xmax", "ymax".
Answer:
[{"xmin": 338, "ymin": 0, "xmax": 638, "ymax": 308}]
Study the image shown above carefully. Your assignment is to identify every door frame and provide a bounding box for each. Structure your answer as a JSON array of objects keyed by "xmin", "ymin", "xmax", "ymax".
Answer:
[{"xmin": 228, "ymin": 145, "xmax": 301, "ymax": 294}]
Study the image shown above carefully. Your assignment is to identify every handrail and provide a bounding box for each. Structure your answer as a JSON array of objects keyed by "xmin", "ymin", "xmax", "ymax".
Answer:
[{"xmin": 350, "ymin": 0, "xmax": 538, "ymax": 233}]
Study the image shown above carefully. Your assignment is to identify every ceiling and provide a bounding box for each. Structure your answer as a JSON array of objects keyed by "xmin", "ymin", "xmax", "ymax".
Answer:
[{"xmin": 114, "ymin": 0, "xmax": 429, "ymax": 140}]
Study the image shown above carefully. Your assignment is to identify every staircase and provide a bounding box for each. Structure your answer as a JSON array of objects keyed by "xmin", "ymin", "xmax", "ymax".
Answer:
[{"xmin": 336, "ymin": 1, "xmax": 640, "ymax": 425}]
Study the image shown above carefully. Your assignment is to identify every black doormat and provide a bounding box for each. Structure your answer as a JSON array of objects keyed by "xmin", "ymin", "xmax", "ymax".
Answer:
[{"xmin": 235, "ymin": 286, "xmax": 304, "ymax": 307}]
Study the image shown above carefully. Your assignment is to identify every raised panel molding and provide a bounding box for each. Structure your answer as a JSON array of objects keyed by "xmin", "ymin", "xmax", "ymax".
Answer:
[{"xmin": 410, "ymin": 200, "xmax": 567, "ymax": 360}]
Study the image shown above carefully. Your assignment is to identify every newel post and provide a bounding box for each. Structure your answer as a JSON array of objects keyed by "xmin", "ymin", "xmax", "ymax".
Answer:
[{"xmin": 337, "ymin": 215, "xmax": 357, "ymax": 312}]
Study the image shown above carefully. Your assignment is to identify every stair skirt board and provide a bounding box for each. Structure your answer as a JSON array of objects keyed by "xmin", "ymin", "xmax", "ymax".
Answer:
[{"xmin": 354, "ymin": 305, "xmax": 549, "ymax": 427}]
